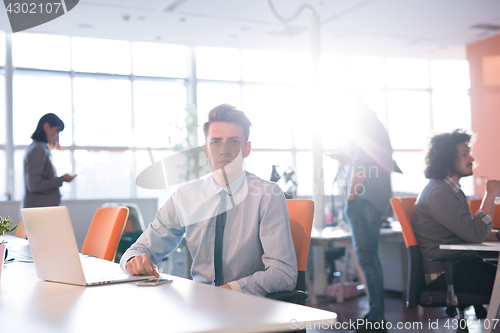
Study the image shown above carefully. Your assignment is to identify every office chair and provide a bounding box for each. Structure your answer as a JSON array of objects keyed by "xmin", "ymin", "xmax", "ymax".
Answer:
[
  {"xmin": 15, "ymin": 220, "xmax": 27, "ymax": 239},
  {"xmin": 266, "ymin": 199, "xmax": 314, "ymax": 305},
  {"xmin": 390, "ymin": 197, "xmax": 490, "ymax": 329},
  {"xmin": 81, "ymin": 206, "xmax": 129, "ymax": 262},
  {"xmin": 102, "ymin": 203, "xmax": 146, "ymax": 263}
]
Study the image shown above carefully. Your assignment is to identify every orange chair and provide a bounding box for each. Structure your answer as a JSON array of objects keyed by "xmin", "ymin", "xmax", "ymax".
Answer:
[
  {"xmin": 469, "ymin": 198, "xmax": 500, "ymax": 229},
  {"xmin": 81, "ymin": 207, "xmax": 129, "ymax": 262},
  {"xmin": 15, "ymin": 220, "xmax": 27, "ymax": 239},
  {"xmin": 266, "ymin": 199, "xmax": 314, "ymax": 305},
  {"xmin": 391, "ymin": 197, "xmax": 418, "ymax": 248},
  {"xmin": 391, "ymin": 197, "xmax": 490, "ymax": 322},
  {"xmin": 102, "ymin": 203, "xmax": 146, "ymax": 263}
]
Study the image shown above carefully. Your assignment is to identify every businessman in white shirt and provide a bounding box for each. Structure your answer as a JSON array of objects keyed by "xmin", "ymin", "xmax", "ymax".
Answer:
[{"xmin": 121, "ymin": 104, "xmax": 297, "ymax": 295}]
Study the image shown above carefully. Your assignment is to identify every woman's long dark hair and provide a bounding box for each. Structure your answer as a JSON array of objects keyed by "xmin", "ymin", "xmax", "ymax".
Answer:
[
  {"xmin": 31, "ymin": 113, "xmax": 65, "ymax": 143},
  {"xmin": 424, "ymin": 129, "xmax": 471, "ymax": 179}
]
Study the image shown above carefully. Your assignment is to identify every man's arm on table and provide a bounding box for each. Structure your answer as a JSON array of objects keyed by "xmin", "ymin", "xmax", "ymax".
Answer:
[
  {"xmin": 480, "ymin": 179, "xmax": 500, "ymax": 242},
  {"xmin": 480, "ymin": 179, "xmax": 500, "ymax": 219},
  {"xmin": 226, "ymin": 183, "xmax": 297, "ymax": 295},
  {"xmin": 120, "ymin": 198, "xmax": 185, "ymax": 277}
]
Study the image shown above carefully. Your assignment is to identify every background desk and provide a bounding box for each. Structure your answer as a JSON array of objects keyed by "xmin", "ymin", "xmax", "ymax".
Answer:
[
  {"xmin": 440, "ymin": 243, "xmax": 500, "ymax": 333},
  {"xmin": 310, "ymin": 223, "xmax": 406, "ymax": 303},
  {"xmin": 0, "ymin": 236, "xmax": 337, "ymax": 333}
]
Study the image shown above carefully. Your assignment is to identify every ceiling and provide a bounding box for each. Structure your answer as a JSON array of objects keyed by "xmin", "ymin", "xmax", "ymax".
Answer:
[{"xmin": 1, "ymin": 0, "xmax": 500, "ymax": 59}]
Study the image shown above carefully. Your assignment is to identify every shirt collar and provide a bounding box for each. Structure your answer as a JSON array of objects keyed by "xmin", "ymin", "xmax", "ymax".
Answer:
[
  {"xmin": 210, "ymin": 170, "xmax": 247, "ymax": 197},
  {"xmin": 443, "ymin": 176, "xmax": 460, "ymax": 193}
]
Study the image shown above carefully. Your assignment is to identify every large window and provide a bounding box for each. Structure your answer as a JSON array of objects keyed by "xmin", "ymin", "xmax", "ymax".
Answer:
[
  {"xmin": 242, "ymin": 85, "xmax": 294, "ymax": 149},
  {"xmin": 5, "ymin": 33, "xmax": 190, "ymax": 202},
  {"xmin": 74, "ymin": 150, "xmax": 134, "ymax": 199},
  {"xmin": 132, "ymin": 42, "xmax": 188, "ymax": 78},
  {"xmin": 73, "ymin": 76, "xmax": 132, "ymax": 147},
  {"xmin": 0, "ymin": 31, "xmax": 5, "ymax": 67},
  {"xmin": 196, "ymin": 47, "xmax": 240, "ymax": 81},
  {"xmin": 0, "ymin": 150, "xmax": 5, "ymax": 198},
  {"xmin": 0, "ymin": 70, "xmax": 5, "ymax": 145},
  {"xmin": 72, "ymin": 37, "xmax": 131, "ymax": 75},
  {"xmin": 1, "ymin": 32, "xmax": 474, "ymax": 204},
  {"xmin": 242, "ymin": 50, "xmax": 310, "ymax": 84},
  {"xmin": 13, "ymin": 33, "xmax": 71, "ymax": 71},
  {"xmin": 133, "ymin": 80, "xmax": 187, "ymax": 148},
  {"xmin": 13, "ymin": 71, "xmax": 72, "ymax": 146}
]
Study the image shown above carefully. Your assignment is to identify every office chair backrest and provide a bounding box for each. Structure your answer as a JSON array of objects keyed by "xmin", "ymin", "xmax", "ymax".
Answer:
[
  {"xmin": 469, "ymin": 198, "xmax": 500, "ymax": 229},
  {"xmin": 390, "ymin": 197, "xmax": 418, "ymax": 247},
  {"xmin": 102, "ymin": 203, "xmax": 147, "ymax": 263},
  {"xmin": 102, "ymin": 202, "xmax": 146, "ymax": 233},
  {"xmin": 286, "ymin": 199, "xmax": 314, "ymax": 272},
  {"xmin": 390, "ymin": 197, "xmax": 423, "ymax": 309},
  {"xmin": 264, "ymin": 199, "xmax": 314, "ymax": 305},
  {"xmin": 15, "ymin": 220, "xmax": 27, "ymax": 239},
  {"xmin": 81, "ymin": 207, "xmax": 129, "ymax": 262}
]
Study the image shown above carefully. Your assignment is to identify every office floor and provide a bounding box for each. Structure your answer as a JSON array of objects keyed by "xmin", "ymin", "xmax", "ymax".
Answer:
[{"xmin": 307, "ymin": 292, "xmax": 496, "ymax": 333}]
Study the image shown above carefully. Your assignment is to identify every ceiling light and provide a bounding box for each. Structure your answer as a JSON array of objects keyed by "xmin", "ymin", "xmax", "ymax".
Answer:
[
  {"xmin": 267, "ymin": 26, "xmax": 306, "ymax": 37},
  {"xmin": 164, "ymin": 0, "xmax": 189, "ymax": 13},
  {"xmin": 471, "ymin": 23, "xmax": 500, "ymax": 31}
]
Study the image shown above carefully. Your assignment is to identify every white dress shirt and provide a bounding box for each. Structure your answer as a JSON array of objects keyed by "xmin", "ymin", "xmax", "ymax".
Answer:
[{"xmin": 120, "ymin": 171, "xmax": 297, "ymax": 296}]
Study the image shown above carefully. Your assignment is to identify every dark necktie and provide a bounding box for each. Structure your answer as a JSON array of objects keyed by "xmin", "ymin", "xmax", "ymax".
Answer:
[{"xmin": 214, "ymin": 191, "xmax": 227, "ymax": 286}]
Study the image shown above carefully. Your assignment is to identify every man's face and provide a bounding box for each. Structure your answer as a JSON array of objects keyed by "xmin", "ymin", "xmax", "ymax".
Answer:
[
  {"xmin": 204, "ymin": 122, "xmax": 251, "ymax": 174},
  {"xmin": 453, "ymin": 142, "xmax": 475, "ymax": 178}
]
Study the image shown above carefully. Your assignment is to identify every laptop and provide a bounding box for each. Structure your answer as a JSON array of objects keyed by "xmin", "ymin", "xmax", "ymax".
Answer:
[{"xmin": 21, "ymin": 206, "xmax": 155, "ymax": 286}]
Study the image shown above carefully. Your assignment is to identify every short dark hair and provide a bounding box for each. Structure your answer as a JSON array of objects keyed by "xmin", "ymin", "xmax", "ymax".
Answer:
[
  {"xmin": 203, "ymin": 104, "xmax": 252, "ymax": 142},
  {"xmin": 424, "ymin": 129, "xmax": 472, "ymax": 179},
  {"xmin": 31, "ymin": 113, "xmax": 65, "ymax": 143}
]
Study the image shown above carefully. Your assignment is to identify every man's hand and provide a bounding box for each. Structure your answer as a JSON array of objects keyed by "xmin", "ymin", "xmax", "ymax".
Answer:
[
  {"xmin": 485, "ymin": 230, "xmax": 500, "ymax": 242},
  {"xmin": 219, "ymin": 284, "xmax": 231, "ymax": 290},
  {"xmin": 480, "ymin": 179, "xmax": 500, "ymax": 218},
  {"xmin": 486, "ymin": 179, "xmax": 500, "ymax": 197},
  {"xmin": 125, "ymin": 253, "xmax": 160, "ymax": 278}
]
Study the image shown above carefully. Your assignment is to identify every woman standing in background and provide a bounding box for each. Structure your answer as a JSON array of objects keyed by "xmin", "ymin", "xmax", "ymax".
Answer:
[{"xmin": 23, "ymin": 113, "xmax": 75, "ymax": 208}]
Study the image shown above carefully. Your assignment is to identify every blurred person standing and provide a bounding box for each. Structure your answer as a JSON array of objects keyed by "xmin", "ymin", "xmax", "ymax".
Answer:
[
  {"xmin": 23, "ymin": 113, "xmax": 75, "ymax": 208},
  {"xmin": 343, "ymin": 92, "xmax": 393, "ymax": 333}
]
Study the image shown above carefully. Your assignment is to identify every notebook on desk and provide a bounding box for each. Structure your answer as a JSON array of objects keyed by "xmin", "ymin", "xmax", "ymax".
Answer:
[{"xmin": 21, "ymin": 206, "xmax": 155, "ymax": 286}]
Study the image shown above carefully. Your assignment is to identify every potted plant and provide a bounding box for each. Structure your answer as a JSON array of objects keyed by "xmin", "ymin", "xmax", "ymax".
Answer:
[{"xmin": 0, "ymin": 215, "xmax": 18, "ymax": 281}]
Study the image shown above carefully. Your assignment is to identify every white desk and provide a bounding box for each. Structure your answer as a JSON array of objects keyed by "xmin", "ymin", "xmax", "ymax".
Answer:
[
  {"xmin": 440, "ymin": 242, "xmax": 500, "ymax": 333},
  {"xmin": 0, "ymin": 236, "xmax": 337, "ymax": 333}
]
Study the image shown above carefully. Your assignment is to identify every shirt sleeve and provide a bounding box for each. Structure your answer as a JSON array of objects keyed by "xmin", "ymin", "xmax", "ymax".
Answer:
[
  {"xmin": 426, "ymin": 189, "xmax": 490, "ymax": 243},
  {"xmin": 227, "ymin": 281, "xmax": 242, "ymax": 293},
  {"xmin": 235, "ymin": 184, "xmax": 298, "ymax": 295},
  {"xmin": 474, "ymin": 210, "xmax": 493, "ymax": 230},
  {"xmin": 25, "ymin": 144, "xmax": 64, "ymax": 192},
  {"xmin": 120, "ymin": 198, "xmax": 185, "ymax": 273}
]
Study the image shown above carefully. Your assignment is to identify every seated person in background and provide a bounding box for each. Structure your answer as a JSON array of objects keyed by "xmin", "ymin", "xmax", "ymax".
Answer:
[
  {"xmin": 413, "ymin": 130, "xmax": 500, "ymax": 298},
  {"xmin": 120, "ymin": 104, "xmax": 297, "ymax": 295}
]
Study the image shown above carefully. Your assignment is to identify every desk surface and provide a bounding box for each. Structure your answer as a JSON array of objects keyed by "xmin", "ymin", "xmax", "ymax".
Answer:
[
  {"xmin": 0, "ymin": 235, "xmax": 337, "ymax": 333},
  {"xmin": 439, "ymin": 242, "xmax": 500, "ymax": 251},
  {"xmin": 311, "ymin": 222, "xmax": 402, "ymax": 240}
]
